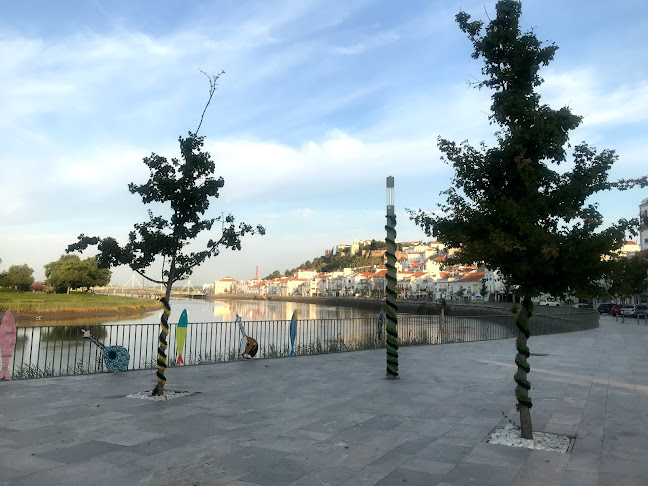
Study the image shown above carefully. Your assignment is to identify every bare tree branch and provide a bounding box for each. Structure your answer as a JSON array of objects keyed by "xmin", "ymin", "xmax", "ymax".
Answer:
[{"xmin": 196, "ymin": 69, "xmax": 226, "ymax": 135}]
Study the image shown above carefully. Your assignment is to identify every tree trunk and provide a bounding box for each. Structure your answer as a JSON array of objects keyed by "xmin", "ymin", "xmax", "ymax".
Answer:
[
  {"xmin": 152, "ymin": 271, "xmax": 174, "ymax": 396},
  {"xmin": 515, "ymin": 295, "xmax": 533, "ymax": 439}
]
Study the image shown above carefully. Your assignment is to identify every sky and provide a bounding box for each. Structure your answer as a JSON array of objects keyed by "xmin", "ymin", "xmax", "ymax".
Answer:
[{"xmin": 1, "ymin": 0, "xmax": 647, "ymax": 287}]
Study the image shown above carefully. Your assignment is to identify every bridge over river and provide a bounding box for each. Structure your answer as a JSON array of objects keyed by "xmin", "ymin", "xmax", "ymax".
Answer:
[{"xmin": 93, "ymin": 285, "xmax": 205, "ymax": 299}]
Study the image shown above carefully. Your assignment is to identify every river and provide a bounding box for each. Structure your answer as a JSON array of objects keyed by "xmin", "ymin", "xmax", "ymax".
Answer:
[
  {"xmin": 13, "ymin": 298, "xmax": 455, "ymax": 378},
  {"xmin": 11, "ymin": 299, "xmax": 516, "ymax": 379}
]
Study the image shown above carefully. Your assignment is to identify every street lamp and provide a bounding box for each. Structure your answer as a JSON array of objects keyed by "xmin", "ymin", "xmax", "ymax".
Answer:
[{"xmin": 385, "ymin": 176, "xmax": 398, "ymax": 379}]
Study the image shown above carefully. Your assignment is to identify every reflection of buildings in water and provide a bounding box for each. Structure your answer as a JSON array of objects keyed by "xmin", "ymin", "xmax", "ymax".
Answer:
[{"xmin": 209, "ymin": 299, "xmax": 378, "ymax": 322}]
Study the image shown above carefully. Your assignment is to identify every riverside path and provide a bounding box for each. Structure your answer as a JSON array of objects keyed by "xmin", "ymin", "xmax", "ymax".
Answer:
[{"xmin": 0, "ymin": 314, "xmax": 646, "ymax": 485}]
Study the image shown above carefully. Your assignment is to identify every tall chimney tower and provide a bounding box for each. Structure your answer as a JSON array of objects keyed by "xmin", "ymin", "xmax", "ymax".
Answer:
[{"xmin": 256, "ymin": 266, "xmax": 259, "ymax": 280}]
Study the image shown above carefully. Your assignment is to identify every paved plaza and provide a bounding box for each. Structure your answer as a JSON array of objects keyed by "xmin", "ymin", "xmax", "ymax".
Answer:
[{"xmin": 1, "ymin": 314, "xmax": 647, "ymax": 486}]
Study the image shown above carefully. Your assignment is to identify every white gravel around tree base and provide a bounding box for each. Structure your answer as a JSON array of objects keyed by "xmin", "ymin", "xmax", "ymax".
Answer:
[
  {"xmin": 487, "ymin": 423, "xmax": 572, "ymax": 453},
  {"xmin": 126, "ymin": 390, "xmax": 195, "ymax": 401}
]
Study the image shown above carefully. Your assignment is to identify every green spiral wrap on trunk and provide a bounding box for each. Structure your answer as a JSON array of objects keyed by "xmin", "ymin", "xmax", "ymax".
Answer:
[
  {"xmin": 385, "ymin": 212, "xmax": 399, "ymax": 379},
  {"xmin": 514, "ymin": 311, "xmax": 532, "ymax": 409}
]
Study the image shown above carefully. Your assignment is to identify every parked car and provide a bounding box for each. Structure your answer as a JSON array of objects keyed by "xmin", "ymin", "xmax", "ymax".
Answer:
[
  {"xmin": 621, "ymin": 305, "xmax": 635, "ymax": 317},
  {"xmin": 538, "ymin": 299, "xmax": 560, "ymax": 306},
  {"xmin": 577, "ymin": 303, "xmax": 593, "ymax": 309},
  {"xmin": 610, "ymin": 304, "xmax": 624, "ymax": 316},
  {"xmin": 597, "ymin": 303, "xmax": 614, "ymax": 314},
  {"xmin": 633, "ymin": 305, "xmax": 647, "ymax": 319}
]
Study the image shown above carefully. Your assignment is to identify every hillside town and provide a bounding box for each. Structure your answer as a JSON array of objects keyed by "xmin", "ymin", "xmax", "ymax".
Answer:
[
  {"xmin": 211, "ymin": 238, "xmax": 645, "ymax": 304},
  {"xmin": 210, "ymin": 198, "xmax": 648, "ymax": 303}
]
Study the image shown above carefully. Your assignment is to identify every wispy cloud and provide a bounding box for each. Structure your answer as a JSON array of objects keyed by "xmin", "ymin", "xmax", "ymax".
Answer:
[{"xmin": 332, "ymin": 31, "xmax": 400, "ymax": 55}]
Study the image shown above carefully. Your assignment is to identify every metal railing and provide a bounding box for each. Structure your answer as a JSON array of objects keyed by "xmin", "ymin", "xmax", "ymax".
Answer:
[{"xmin": 8, "ymin": 314, "xmax": 518, "ymax": 380}]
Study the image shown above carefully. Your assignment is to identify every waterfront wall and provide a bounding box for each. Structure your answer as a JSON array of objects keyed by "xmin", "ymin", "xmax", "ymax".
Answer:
[{"xmin": 208, "ymin": 294, "xmax": 599, "ymax": 334}]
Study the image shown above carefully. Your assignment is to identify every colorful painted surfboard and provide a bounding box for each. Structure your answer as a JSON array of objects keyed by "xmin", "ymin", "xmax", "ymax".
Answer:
[
  {"xmin": 0, "ymin": 311, "xmax": 17, "ymax": 381},
  {"xmin": 176, "ymin": 309, "xmax": 188, "ymax": 365},
  {"xmin": 289, "ymin": 310, "xmax": 298, "ymax": 356}
]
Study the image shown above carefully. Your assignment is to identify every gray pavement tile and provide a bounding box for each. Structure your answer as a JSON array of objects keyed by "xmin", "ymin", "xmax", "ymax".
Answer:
[
  {"xmin": 0, "ymin": 423, "xmax": 78, "ymax": 449},
  {"xmin": 565, "ymin": 449, "xmax": 600, "ymax": 473},
  {"xmin": 597, "ymin": 472, "xmax": 648, "ymax": 486},
  {"xmin": 440, "ymin": 461, "xmax": 520, "ymax": 486},
  {"xmin": 415, "ymin": 438, "xmax": 473, "ymax": 463},
  {"xmin": 0, "ymin": 466, "xmax": 26, "ymax": 482},
  {"xmin": 156, "ymin": 464, "xmax": 247, "ymax": 486},
  {"xmin": 389, "ymin": 435, "xmax": 438, "ymax": 456},
  {"xmin": 33, "ymin": 440, "xmax": 125, "ymax": 464},
  {"xmin": 125, "ymin": 431, "xmax": 199, "ymax": 455},
  {"xmin": 464, "ymin": 442, "xmax": 531, "ymax": 468},
  {"xmin": 239, "ymin": 458, "xmax": 318, "ymax": 486},
  {"xmin": 375, "ymin": 466, "xmax": 446, "ymax": 485},
  {"xmin": 355, "ymin": 415, "xmax": 406, "ymax": 431},
  {"xmin": 8, "ymin": 462, "xmax": 148, "ymax": 486},
  {"xmin": 559, "ymin": 469, "xmax": 598, "ymax": 486},
  {"xmin": 599, "ymin": 449, "xmax": 648, "ymax": 479},
  {"xmin": 511, "ymin": 449, "xmax": 570, "ymax": 485},
  {"xmin": 216, "ymin": 446, "xmax": 289, "ymax": 472},
  {"xmin": 97, "ymin": 429, "xmax": 164, "ymax": 446},
  {"xmin": 290, "ymin": 465, "xmax": 357, "ymax": 486},
  {"xmin": 364, "ymin": 451, "xmax": 411, "ymax": 475},
  {"xmin": 444, "ymin": 422, "xmax": 494, "ymax": 440},
  {"xmin": 400, "ymin": 457, "xmax": 455, "ymax": 475},
  {"xmin": 244, "ymin": 436, "xmax": 319, "ymax": 454}
]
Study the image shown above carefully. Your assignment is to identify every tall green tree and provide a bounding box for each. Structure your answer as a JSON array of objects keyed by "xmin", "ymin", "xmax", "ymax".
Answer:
[
  {"xmin": 606, "ymin": 255, "xmax": 648, "ymax": 300},
  {"xmin": 409, "ymin": 0, "xmax": 646, "ymax": 438},
  {"xmin": 0, "ymin": 264, "xmax": 34, "ymax": 291},
  {"xmin": 68, "ymin": 72, "xmax": 264, "ymax": 396},
  {"xmin": 45, "ymin": 255, "xmax": 111, "ymax": 293}
]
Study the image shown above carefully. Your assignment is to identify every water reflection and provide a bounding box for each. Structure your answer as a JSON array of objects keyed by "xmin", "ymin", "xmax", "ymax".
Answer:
[
  {"xmin": 211, "ymin": 299, "xmax": 377, "ymax": 322},
  {"xmin": 42, "ymin": 325, "xmax": 108, "ymax": 341}
]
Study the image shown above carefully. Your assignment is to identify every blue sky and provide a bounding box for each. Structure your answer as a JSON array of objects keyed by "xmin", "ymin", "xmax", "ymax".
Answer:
[{"xmin": 1, "ymin": 0, "xmax": 647, "ymax": 286}]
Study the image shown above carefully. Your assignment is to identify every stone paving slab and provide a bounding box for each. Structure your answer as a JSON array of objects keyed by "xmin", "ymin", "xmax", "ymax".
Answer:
[{"xmin": 1, "ymin": 315, "xmax": 647, "ymax": 485}]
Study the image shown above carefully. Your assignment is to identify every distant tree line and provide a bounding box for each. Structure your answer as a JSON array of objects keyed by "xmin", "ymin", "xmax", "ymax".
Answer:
[{"xmin": 0, "ymin": 255, "xmax": 112, "ymax": 294}]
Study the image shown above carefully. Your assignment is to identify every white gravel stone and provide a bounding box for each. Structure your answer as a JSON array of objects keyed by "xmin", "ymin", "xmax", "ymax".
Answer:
[
  {"xmin": 487, "ymin": 427, "xmax": 572, "ymax": 453},
  {"xmin": 126, "ymin": 390, "xmax": 195, "ymax": 401}
]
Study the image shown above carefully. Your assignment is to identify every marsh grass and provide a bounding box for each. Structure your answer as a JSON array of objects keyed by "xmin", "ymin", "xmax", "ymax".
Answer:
[{"xmin": 0, "ymin": 292, "xmax": 160, "ymax": 315}]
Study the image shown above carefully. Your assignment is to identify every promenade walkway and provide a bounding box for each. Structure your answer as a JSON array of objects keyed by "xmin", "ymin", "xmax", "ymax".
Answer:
[{"xmin": 1, "ymin": 314, "xmax": 647, "ymax": 486}]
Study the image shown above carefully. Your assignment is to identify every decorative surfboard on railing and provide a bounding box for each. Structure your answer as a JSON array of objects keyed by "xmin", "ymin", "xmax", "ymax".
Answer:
[
  {"xmin": 289, "ymin": 310, "xmax": 298, "ymax": 356},
  {"xmin": 0, "ymin": 310, "xmax": 17, "ymax": 381},
  {"xmin": 236, "ymin": 315, "xmax": 258, "ymax": 360},
  {"xmin": 176, "ymin": 309, "xmax": 188, "ymax": 365},
  {"xmin": 82, "ymin": 329, "xmax": 130, "ymax": 373}
]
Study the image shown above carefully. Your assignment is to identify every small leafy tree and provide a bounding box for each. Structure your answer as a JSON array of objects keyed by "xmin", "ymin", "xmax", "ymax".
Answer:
[
  {"xmin": 409, "ymin": 0, "xmax": 646, "ymax": 438},
  {"xmin": 0, "ymin": 264, "xmax": 35, "ymax": 291},
  {"xmin": 68, "ymin": 72, "xmax": 265, "ymax": 395},
  {"xmin": 45, "ymin": 255, "xmax": 111, "ymax": 293}
]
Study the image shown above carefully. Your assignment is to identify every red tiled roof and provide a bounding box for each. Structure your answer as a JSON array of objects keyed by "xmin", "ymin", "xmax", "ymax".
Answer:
[{"xmin": 458, "ymin": 272, "xmax": 485, "ymax": 282}]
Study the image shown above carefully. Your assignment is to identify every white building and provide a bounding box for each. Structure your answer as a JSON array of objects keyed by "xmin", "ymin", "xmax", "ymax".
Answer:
[
  {"xmin": 640, "ymin": 197, "xmax": 648, "ymax": 251},
  {"xmin": 214, "ymin": 277, "xmax": 238, "ymax": 293}
]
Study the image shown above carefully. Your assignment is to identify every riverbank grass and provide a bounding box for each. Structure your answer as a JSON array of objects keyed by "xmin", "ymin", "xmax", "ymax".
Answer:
[{"xmin": 0, "ymin": 292, "xmax": 161, "ymax": 315}]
